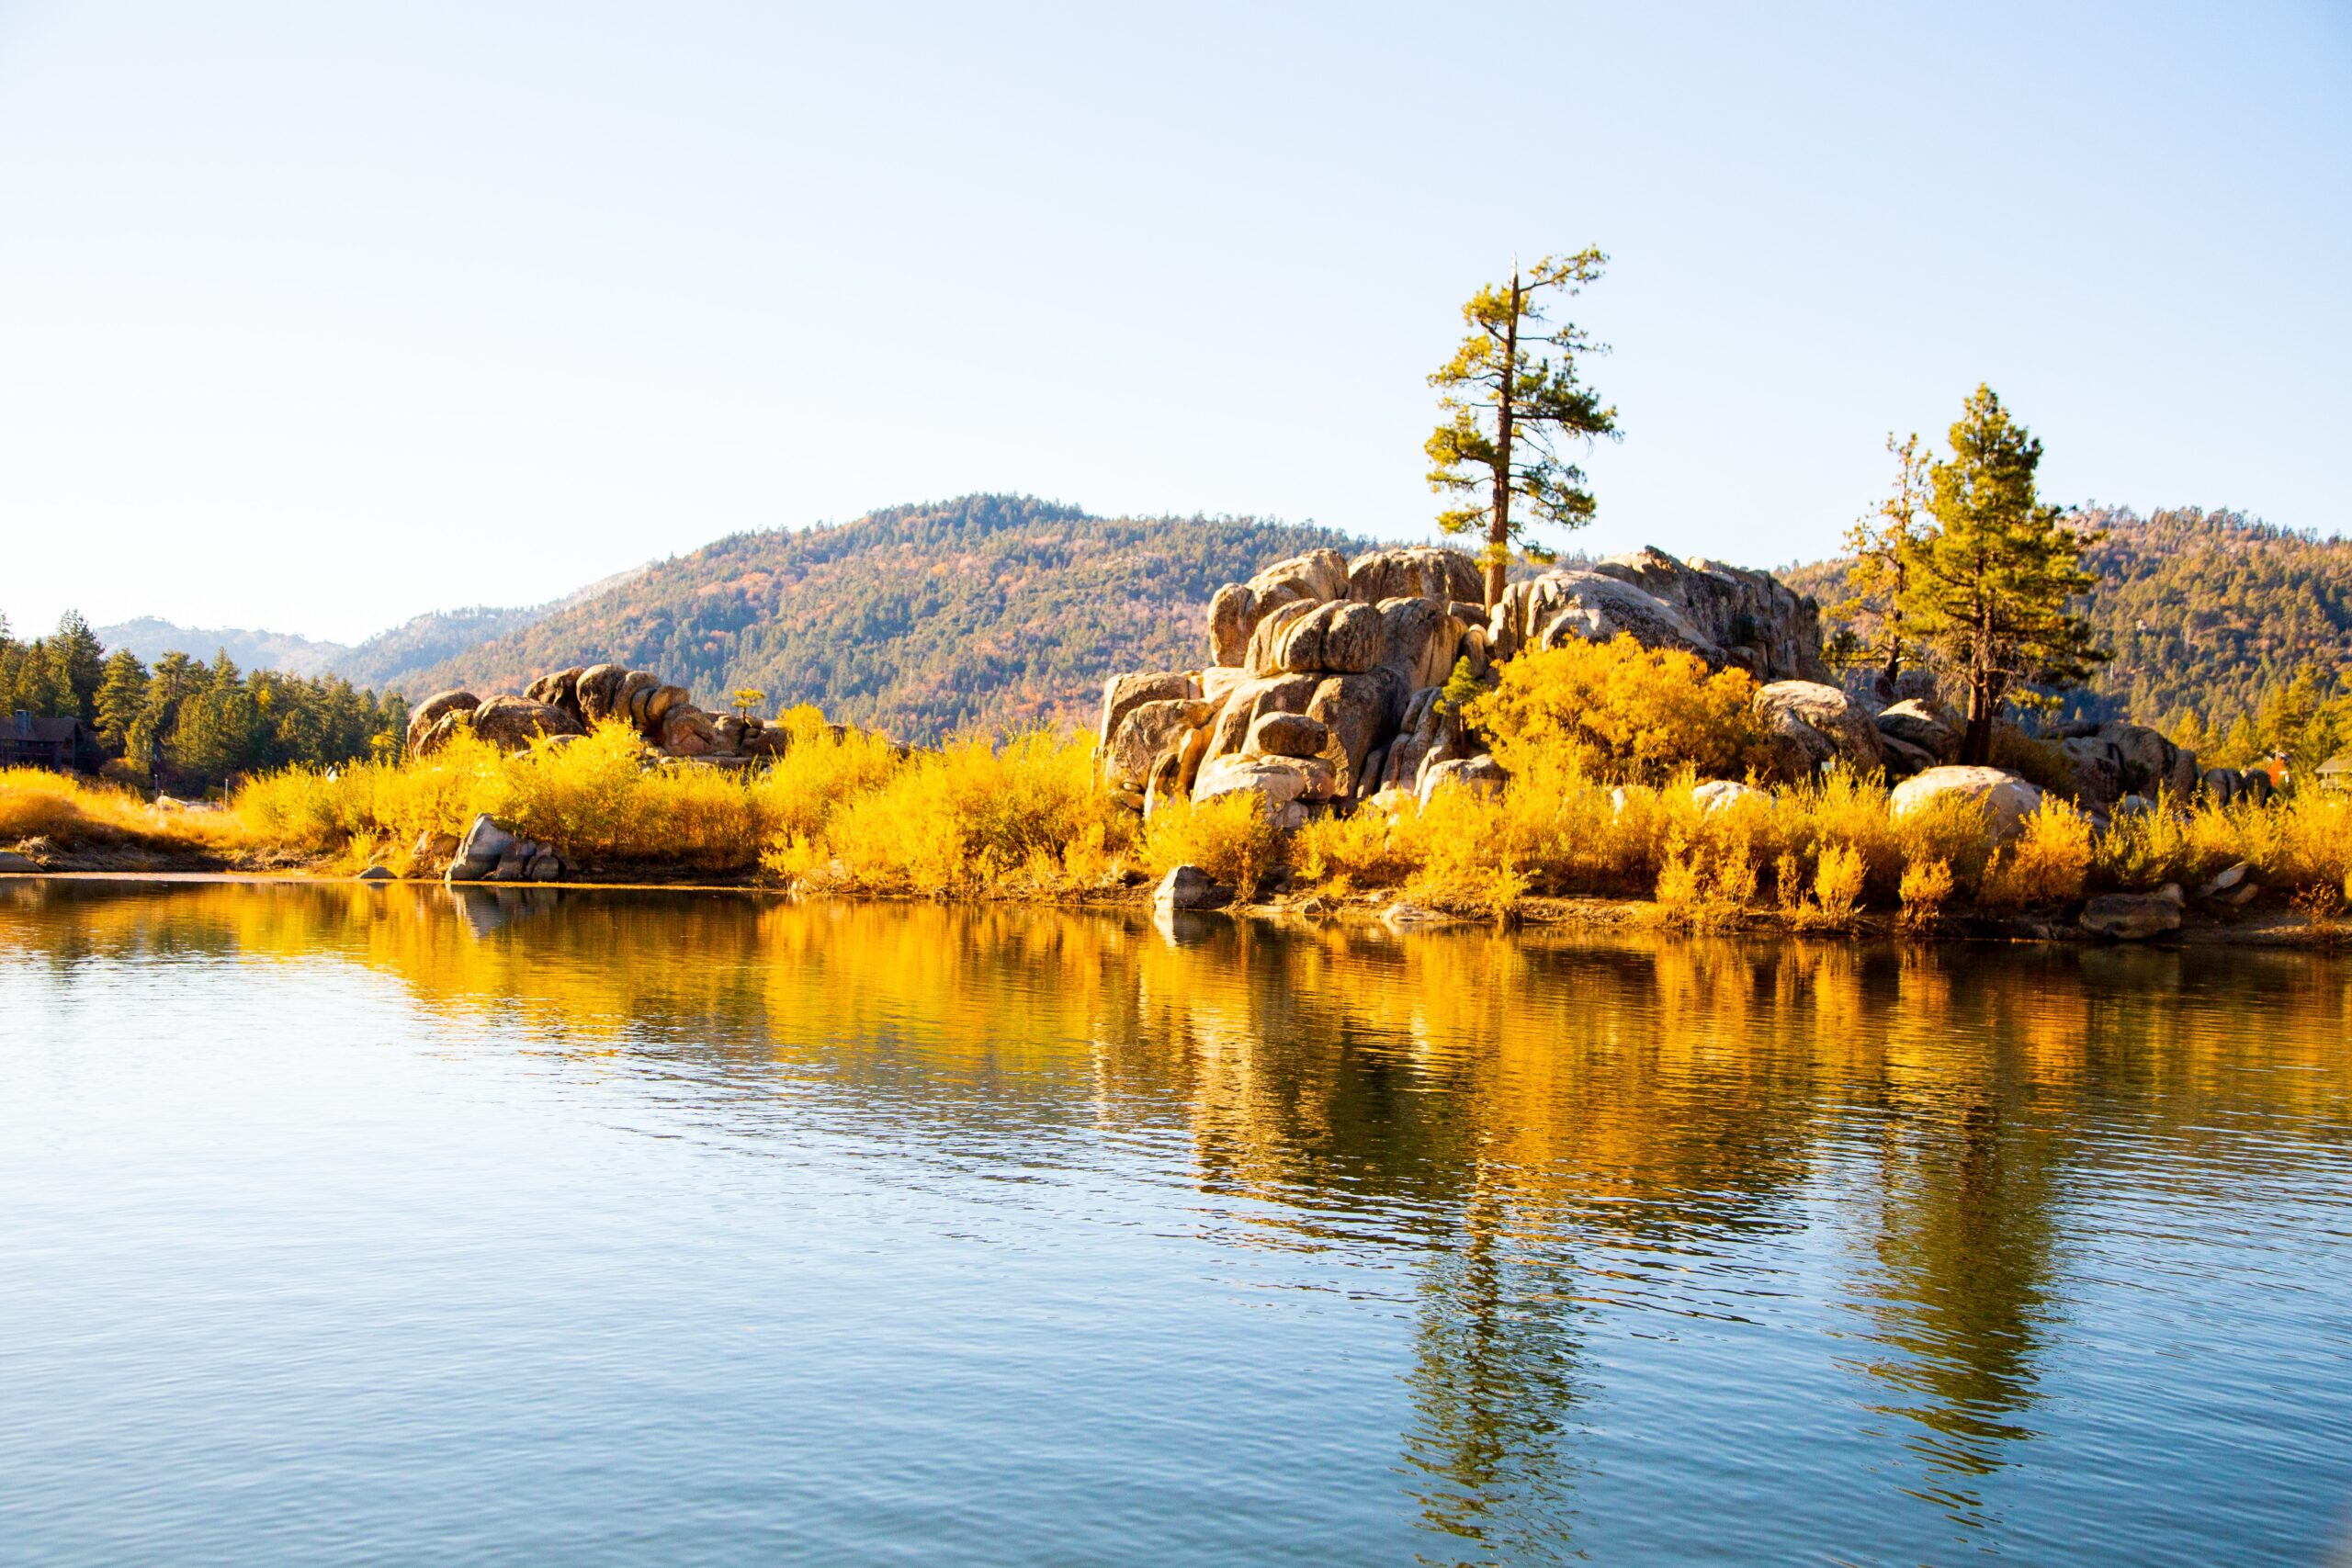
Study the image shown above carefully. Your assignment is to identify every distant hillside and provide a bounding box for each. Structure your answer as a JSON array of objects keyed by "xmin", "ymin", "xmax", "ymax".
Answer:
[
  {"xmin": 96, "ymin": 616, "xmax": 349, "ymax": 677},
  {"xmin": 1785, "ymin": 506, "xmax": 2352, "ymax": 728},
  {"xmin": 96, "ymin": 563, "xmax": 651, "ymax": 694},
  {"xmin": 407, "ymin": 495, "xmax": 1363, "ymax": 740}
]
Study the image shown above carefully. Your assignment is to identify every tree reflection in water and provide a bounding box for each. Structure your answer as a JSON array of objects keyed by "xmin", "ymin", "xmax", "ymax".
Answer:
[{"xmin": 6, "ymin": 877, "xmax": 2346, "ymax": 1558}]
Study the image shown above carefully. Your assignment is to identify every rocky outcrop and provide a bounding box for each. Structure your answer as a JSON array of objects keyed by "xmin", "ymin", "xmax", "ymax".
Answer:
[
  {"xmin": 1752, "ymin": 681, "xmax": 1883, "ymax": 779},
  {"xmin": 407, "ymin": 659, "xmax": 797, "ymax": 765},
  {"xmin": 470, "ymin": 695, "xmax": 584, "ymax": 752},
  {"xmin": 1889, "ymin": 766, "xmax": 2044, "ymax": 842},
  {"xmin": 1486, "ymin": 548, "xmax": 1829, "ymax": 683},
  {"xmin": 1419, "ymin": 753, "xmax": 1505, "ymax": 807},
  {"xmin": 405, "ymin": 690, "xmax": 481, "ymax": 757},
  {"xmin": 1347, "ymin": 546, "xmax": 1485, "ymax": 608},
  {"xmin": 1587, "ymin": 547, "xmax": 1832, "ymax": 682},
  {"xmin": 1110, "ymin": 538, "xmax": 1832, "ymax": 832},
  {"xmin": 1206, "ymin": 548, "xmax": 1351, "ymax": 668}
]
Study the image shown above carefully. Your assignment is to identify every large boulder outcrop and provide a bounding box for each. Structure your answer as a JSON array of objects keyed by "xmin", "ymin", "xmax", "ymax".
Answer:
[
  {"xmin": 1306, "ymin": 668, "xmax": 1408, "ymax": 794},
  {"xmin": 1206, "ymin": 548, "xmax": 1351, "ymax": 667},
  {"xmin": 1487, "ymin": 569, "xmax": 1716, "ymax": 665},
  {"xmin": 2097, "ymin": 721, "xmax": 2200, "ymax": 800},
  {"xmin": 1589, "ymin": 547, "xmax": 1831, "ymax": 683},
  {"xmin": 523, "ymin": 667, "xmax": 586, "ymax": 725},
  {"xmin": 469, "ymin": 695, "xmax": 585, "ymax": 753},
  {"xmin": 1419, "ymin": 753, "xmax": 1505, "ymax": 807},
  {"xmin": 1376, "ymin": 596, "xmax": 1466, "ymax": 691},
  {"xmin": 1099, "ymin": 671, "xmax": 1200, "ymax": 761},
  {"xmin": 405, "ymin": 690, "xmax": 481, "ymax": 758},
  {"xmin": 1200, "ymin": 673, "xmax": 1320, "ymax": 767},
  {"xmin": 1346, "ymin": 546, "xmax": 1483, "ymax": 607},
  {"xmin": 1889, "ymin": 765, "xmax": 2044, "ymax": 842},
  {"xmin": 1244, "ymin": 599, "xmax": 1387, "ymax": 677},
  {"xmin": 1753, "ymin": 681, "xmax": 1884, "ymax": 779},
  {"xmin": 1105, "ymin": 697, "xmax": 1214, "ymax": 793}
]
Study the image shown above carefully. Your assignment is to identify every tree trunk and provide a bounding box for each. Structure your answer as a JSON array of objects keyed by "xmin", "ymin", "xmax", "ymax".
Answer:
[
  {"xmin": 1962, "ymin": 677, "xmax": 1996, "ymax": 767},
  {"xmin": 1483, "ymin": 273, "xmax": 1521, "ymax": 608}
]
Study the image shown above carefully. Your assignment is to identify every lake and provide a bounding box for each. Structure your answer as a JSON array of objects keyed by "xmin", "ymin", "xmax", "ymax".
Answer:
[{"xmin": 1, "ymin": 879, "xmax": 2347, "ymax": 1566}]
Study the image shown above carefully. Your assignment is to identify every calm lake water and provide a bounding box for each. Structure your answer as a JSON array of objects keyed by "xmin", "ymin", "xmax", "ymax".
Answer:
[{"xmin": 2, "ymin": 880, "xmax": 2348, "ymax": 1566}]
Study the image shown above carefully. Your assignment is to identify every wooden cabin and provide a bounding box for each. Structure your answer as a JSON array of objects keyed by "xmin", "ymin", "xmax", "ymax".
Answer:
[{"xmin": 0, "ymin": 711, "xmax": 99, "ymax": 773}]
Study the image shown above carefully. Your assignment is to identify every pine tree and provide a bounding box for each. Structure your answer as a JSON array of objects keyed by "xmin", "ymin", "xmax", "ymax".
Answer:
[
  {"xmin": 46, "ymin": 611, "xmax": 106, "ymax": 724},
  {"xmin": 1830, "ymin": 434, "xmax": 1934, "ymax": 700},
  {"xmin": 1426, "ymin": 251, "xmax": 1620, "ymax": 605},
  {"xmin": 94, "ymin": 649, "xmax": 150, "ymax": 754},
  {"xmin": 1898, "ymin": 387, "xmax": 2108, "ymax": 765}
]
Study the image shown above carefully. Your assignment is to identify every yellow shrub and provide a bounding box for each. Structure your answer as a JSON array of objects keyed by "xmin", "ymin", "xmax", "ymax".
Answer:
[
  {"xmin": 1898, "ymin": 858, "xmax": 1955, "ymax": 933},
  {"xmin": 1144, "ymin": 792, "xmax": 1279, "ymax": 898},
  {"xmin": 1796, "ymin": 843, "xmax": 1868, "ymax": 930},
  {"xmin": 1650, "ymin": 826, "xmax": 1757, "ymax": 931},
  {"xmin": 814, "ymin": 731, "xmax": 1129, "ymax": 896},
  {"xmin": 1981, "ymin": 796, "xmax": 2094, "ymax": 908},
  {"xmin": 1893, "ymin": 789, "xmax": 1994, "ymax": 893},
  {"xmin": 1464, "ymin": 635, "xmax": 1766, "ymax": 784},
  {"xmin": 1289, "ymin": 804, "xmax": 1416, "ymax": 893}
]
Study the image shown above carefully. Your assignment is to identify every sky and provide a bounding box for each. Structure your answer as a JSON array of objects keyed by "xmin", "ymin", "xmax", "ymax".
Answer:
[{"xmin": 2, "ymin": 1, "xmax": 2346, "ymax": 646}]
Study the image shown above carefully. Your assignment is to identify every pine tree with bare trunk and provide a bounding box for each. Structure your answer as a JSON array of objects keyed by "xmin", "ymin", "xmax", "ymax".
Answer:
[{"xmin": 1425, "ymin": 251, "xmax": 1620, "ymax": 606}]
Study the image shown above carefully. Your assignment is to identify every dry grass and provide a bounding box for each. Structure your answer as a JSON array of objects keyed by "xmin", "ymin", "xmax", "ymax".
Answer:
[{"xmin": 0, "ymin": 767, "xmax": 242, "ymax": 855}]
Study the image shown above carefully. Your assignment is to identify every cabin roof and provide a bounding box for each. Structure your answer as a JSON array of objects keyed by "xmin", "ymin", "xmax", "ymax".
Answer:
[{"xmin": 2319, "ymin": 753, "xmax": 2352, "ymax": 775}]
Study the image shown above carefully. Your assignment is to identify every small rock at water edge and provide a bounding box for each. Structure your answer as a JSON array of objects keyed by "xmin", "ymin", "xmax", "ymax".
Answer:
[
  {"xmin": 1153, "ymin": 864, "xmax": 1219, "ymax": 912},
  {"xmin": 2079, "ymin": 894, "xmax": 2182, "ymax": 941}
]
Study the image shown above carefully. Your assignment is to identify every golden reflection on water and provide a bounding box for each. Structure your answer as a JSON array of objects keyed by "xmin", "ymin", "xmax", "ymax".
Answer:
[{"xmin": 6, "ymin": 877, "xmax": 2348, "ymax": 1557}]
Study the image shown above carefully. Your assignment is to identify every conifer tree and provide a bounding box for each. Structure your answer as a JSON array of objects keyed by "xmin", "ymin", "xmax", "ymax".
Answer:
[
  {"xmin": 47, "ymin": 611, "xmax": 106, "ymax": 723},
  {"xmin": 1898, "ymin": 387, "xmax": 2107, "ymax": 765},
  {"xmin": 1832, "ymin": 434, "xmax": 1934, "ymax": 701},
  {"xmin": 1426, "ymin": 251, "xmax": 1620, "ymax": 605},
  {"xmin": 94, "ymin": 649, "xmax": 150, "ymax": 754}
]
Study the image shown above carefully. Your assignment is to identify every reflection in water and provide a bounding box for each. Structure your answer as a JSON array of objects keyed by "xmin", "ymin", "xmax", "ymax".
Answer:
[{"xmin": 3, "ymin": 878, "xmax": 2349, "ymax": 1564}]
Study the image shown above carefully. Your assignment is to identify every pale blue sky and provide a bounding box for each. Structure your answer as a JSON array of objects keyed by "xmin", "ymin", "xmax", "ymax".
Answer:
[{"xmin": 3, "ymin": 1, "xmax": 2346, "ymax": 644}]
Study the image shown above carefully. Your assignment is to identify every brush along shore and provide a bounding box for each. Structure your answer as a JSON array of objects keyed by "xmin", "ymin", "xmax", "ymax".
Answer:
[{"xmin": 6, "ymin": 724, "xmax": 2349, "ymax": 948}]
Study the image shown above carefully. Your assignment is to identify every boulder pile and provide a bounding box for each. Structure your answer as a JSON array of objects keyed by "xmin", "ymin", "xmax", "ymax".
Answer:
[
  {"xmin": 1102, "ymin": 543, "xmax": 1842, "ymax": 829},
  {"xmin": 1104, "ymin": 539, "xmax": 2245, "ymax": 840},
  {"xmin": 405, "ymin": 663, "xmax": 789, "ymax": 763}
]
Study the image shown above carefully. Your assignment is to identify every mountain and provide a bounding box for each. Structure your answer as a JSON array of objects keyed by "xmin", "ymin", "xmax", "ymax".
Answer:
[
  {"xmin": 96, "ymin": 617, "xmax": 350, "ymax": 678},
  {"xmin": 403, "ymin": 494, "xmax": 1363, "ymax": 741},
  {"xmin": 94, "ymin": 564, "xmax": 651, "ymax": 694},
  {"xmin": 1783, "ymin": 505, "xmax": 2352, "ymax": 729}
]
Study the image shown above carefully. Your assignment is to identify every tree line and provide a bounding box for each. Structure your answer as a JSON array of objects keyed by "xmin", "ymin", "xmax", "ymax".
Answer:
[{"xmin": 0, "ymin": 612, "xmax": 408, "ymax": 789}]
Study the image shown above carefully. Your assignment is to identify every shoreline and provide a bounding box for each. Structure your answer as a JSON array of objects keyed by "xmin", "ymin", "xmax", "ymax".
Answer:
[{"xmin": 6, "ymin": 863, "xmax": 2341, "ymax": 950}]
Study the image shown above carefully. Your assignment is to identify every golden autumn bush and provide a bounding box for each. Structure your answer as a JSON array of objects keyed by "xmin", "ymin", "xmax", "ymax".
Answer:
[
  {"xmin": 1144, "ymin": 791, "xmax": 1279, "ymax": 898},
  {"xmin": 1464, "ymin": 636, "xmax": 1767, "ymax": 784}
]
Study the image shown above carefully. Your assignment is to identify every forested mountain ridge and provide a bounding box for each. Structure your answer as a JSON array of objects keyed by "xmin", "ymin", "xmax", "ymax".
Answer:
[
  {"xmin": 404, "ymin": 495, "xmax": 1363, "ymax": 741},
  {"xmin": 1784, "ymin": 505, "xmax": 2352, "ymax": 737}
]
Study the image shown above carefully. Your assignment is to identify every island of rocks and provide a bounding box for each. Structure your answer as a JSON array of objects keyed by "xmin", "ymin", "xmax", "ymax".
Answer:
[{"xmin": 1093, "ymin": 543, "xmax": 2244, "ymax": 833}]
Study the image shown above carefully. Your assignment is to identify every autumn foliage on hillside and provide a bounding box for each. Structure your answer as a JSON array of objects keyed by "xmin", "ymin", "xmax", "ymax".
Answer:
[{"xmin": 404, "ymin": 495, "xmax": 1360, "ymax": 744}]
